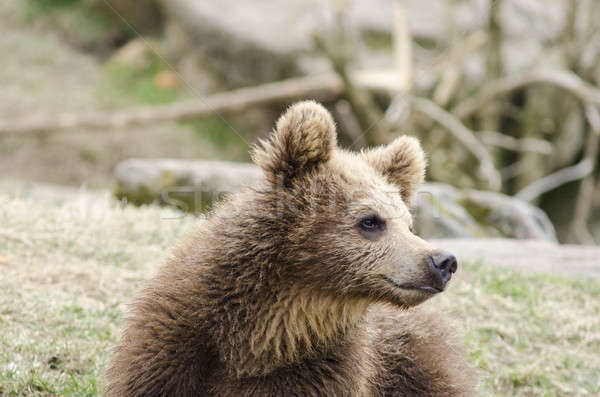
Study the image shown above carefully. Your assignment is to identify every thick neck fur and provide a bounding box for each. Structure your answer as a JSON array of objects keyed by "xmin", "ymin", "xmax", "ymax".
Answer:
[
  {"xmin": 196, "ymin": 189, "xmax": 370, "ymax": 378},
  {"xmin": 212, "ymin": 285, "xmax": 370, "ymax": 377}
]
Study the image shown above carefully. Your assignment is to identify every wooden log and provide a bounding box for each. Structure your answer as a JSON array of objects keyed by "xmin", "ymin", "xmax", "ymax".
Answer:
[{"xmin": 0, "ymin": 74, "xmax": 344, "ymax": 135}]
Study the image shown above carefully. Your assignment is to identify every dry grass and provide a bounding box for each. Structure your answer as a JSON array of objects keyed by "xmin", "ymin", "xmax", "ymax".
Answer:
[
  {"xmin": 0, "ymin": 192, "xmax": 598, "ymax": 396},
  {"xmin": 0, "ymin": 193, "xmax": 194, "ymax": 396},
  {"xmin": 436, "ymin": 262, "xmax": 600, "ymax": 396}
]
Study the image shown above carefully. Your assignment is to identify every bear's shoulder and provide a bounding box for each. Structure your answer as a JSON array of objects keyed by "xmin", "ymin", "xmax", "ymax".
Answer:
[{"xmin": 367, "ymin": 305, "xmax": 477, "ymax": 396}]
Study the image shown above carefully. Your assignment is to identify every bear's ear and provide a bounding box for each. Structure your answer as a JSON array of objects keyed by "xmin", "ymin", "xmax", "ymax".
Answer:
[
  {"xmin": 362, "ymin": 136, "xmax": 426, "ymax": 203},
  {"xmin": 252, "ymin": 101, "xmax": 337, "ymax": 185}
]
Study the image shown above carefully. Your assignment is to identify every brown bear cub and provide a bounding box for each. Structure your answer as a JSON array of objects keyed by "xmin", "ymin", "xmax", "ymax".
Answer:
[{"xmin": 106, "ymin": 101, "xmax": 476, "ymax": 396}]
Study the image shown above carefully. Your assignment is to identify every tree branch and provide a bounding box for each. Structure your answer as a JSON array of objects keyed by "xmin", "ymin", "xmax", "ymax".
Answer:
[
  {"xmin": 479, "ymin": 130, "xmax": 553, "ymax": 154},
  {"xmin": 568, "ymin": 104, "xmax": 600, "ymax": 244},
  {"xmin": 314, "ymin": 32, "xmax": 390, "ymax": 146},
  {"xmin": 427, "ymin": 30, "xmax": 488, "ymax": 73},
  {"xmin": 334, "ymin": 99, "xmax": 366, "ymax": 147},
  {"xmin": 0, "ymin": 74, "xmax": 345, "ymax": 135},
  {"xmin": 393, "ymin": 1, "xmax": 413, "ymax": 91},
  {"xmin": 516, "ymin": 158, "xmax": 594, "ymax": 202},
  {"xmin": 501, "ymin": 159, "xmax": 527, "ymax": 181},
  {"xmin": 404, "ymin": 96, "xmax": 502, "ymax": 191},
  {"xmin": 452, "ymin": 69, "xmax": 600, "ymax": 120}
]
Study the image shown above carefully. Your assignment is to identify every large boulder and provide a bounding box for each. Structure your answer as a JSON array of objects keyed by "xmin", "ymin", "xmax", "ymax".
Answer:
[
  {"xmin": 157, "ymin": 0, "xmax": 566, "ymax": 89},
  {"xmin": 414, "ymin": 183, "xmax": 556, "ymax": 242},
  {"xmin": 114, "ymin": 158, "xmax": 557, "ymax": 242},
  {"xmin": 115, "ymin": 159, "xmax": 262, "ymax": 213}
]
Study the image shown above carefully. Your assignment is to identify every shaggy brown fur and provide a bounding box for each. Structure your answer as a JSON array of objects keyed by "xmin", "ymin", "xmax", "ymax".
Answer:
[{"xmin": 106, "ymin": 101, "xmax": 476, "ymax": 396}]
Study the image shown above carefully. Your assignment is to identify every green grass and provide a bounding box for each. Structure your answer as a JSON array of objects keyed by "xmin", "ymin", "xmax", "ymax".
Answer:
[
  {"xmin": 0, "ymin": 193, "xmax": 599, "ymax": 396},
  {"xmin": 184, "ymin": 118, "xmax": 249, "ymax": 153},
  {"xmin": 102, "ymin": 56, "xmax": 181, "ymax": 106},
  {"xmin": 435, "ymin": 261, "xmax": 600, "ymax": 396},
  {"xmin": 0, "ymin": 193, "xmax": 192, "ymax": 396}
]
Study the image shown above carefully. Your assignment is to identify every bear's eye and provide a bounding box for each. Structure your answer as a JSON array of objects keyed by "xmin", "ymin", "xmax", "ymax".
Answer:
[{"xmin": 357, "ymin": 215, "xmax": 386, "ymax": 239}]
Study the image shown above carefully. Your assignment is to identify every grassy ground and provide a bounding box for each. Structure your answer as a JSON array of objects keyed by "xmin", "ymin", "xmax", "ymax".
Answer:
[{"xmin": 0, "ymin": 193, "xmax": 598, "ymax": 396}]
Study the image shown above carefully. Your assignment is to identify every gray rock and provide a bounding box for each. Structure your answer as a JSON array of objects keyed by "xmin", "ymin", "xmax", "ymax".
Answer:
[
  {"xmin": 414, "ymin": 184, "xmax": 489, "ymax": 239},
  {"xmin": 161, "ymin": 0, "xmax": 302, "ymax": 88},
  {"xmin": 114, "ymin": 159, "xmax": 262, "ymax": 213},
  {"xmin": 157, "ymin": 0, "xmax": 567, "ymax": 88},
  {"xmin": 114, "ymin": 159, "xmax": 557, "ymax": 242},
  {"xmin": 417, "ymin": 183, "xmax": 557, "ymax": 242}
]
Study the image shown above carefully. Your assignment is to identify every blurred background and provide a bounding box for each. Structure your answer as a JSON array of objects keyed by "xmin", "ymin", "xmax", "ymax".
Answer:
[
  {"xmin": 2, "ymin": 0, "xmax": 600, "ymax": 245},
  {"xmin": 2, "ymin": 1, "xmax": 600, "ymax": 395}
]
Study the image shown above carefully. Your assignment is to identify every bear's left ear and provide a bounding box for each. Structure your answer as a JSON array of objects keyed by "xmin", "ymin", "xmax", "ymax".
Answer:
[
  {"xmin": 362, "ymin": 136, "xmax": 426, "ymax": 204},
  {"xmin": 252, "ymin": 101, "xmax": 337, "ymax": 186}
]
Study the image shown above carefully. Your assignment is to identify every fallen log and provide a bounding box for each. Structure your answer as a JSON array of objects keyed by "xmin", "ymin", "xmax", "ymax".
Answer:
[{"xmin": 0, "ymin": 74, "xmax": 344, "ymax": 135}]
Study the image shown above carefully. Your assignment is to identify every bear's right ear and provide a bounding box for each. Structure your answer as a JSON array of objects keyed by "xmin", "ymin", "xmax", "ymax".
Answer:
[{"xmin": 252, "ymin": 101, "xmax": 337, "ymax": 186}]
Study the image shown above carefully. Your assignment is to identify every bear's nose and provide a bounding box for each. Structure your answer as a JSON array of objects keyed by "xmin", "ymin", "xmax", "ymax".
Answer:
[{"xmin": 428, "ymin": 251, "xmax": 458, "ymax": 289}]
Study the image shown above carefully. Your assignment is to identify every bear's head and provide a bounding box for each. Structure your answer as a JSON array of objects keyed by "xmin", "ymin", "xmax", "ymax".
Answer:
[{"xmin": 252, "ymin": 101, "xmax": 457, "ymax": 309}]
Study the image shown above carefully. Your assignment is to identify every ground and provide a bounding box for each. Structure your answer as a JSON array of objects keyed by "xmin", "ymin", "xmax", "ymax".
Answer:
[
  {"xmin": 434, "ymin": 238, "xmax": 600, "ymax": 281},
  {"xmin": 0, "ymin": 192, "xmax": 598, "ymax": 396}
]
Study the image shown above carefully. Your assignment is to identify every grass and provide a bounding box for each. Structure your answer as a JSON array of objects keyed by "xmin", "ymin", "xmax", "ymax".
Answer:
[
  {"xmin": 435, "ymin": 262, "xmax": 600, "ymax": 396},
  {"xmin": 0, "ymin": 192, "xmax": 599, "ymax": 396},
  {"xmin": 102, "ymin": 55, "xmax": 181, "ymax": 106},
  {"xmin": 0, "ymin": 193, "xmax": 193, "ymax": 396},
  {"xmin": 185, "ymin": 118, "xmax": 249, "ymax": 155}
]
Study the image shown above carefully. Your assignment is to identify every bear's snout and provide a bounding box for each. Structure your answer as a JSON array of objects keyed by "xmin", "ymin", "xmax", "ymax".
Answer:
[{"xmin": 428, "ymin": 251, "xmax": 458, "ymax": 290}]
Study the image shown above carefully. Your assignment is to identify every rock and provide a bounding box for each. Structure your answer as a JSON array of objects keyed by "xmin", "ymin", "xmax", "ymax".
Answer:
[
  {"xmin": 414, "ymin": 184, "xmax": 489, "ymax": 239},
  {"xmin": 114, "ymin": 159, "xmax": 557, "ymax": 242},
  {"xmin": 114, "ymin": 159, "xmax": 262, "ymax": 213},
  {"xmin": 161, "ymin": 1, "xmax": 301, "ymax": 88},
  {"xmin": 160, "ymin": 0, "xmax": 467, "ymax": 56},
  {"xmin": 416, "ymin": 183, "xmax": 557, "ymax": 242},
  {"xmin": 157, "ymin": 0, "xmax": 567, "ymax": 88}
]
